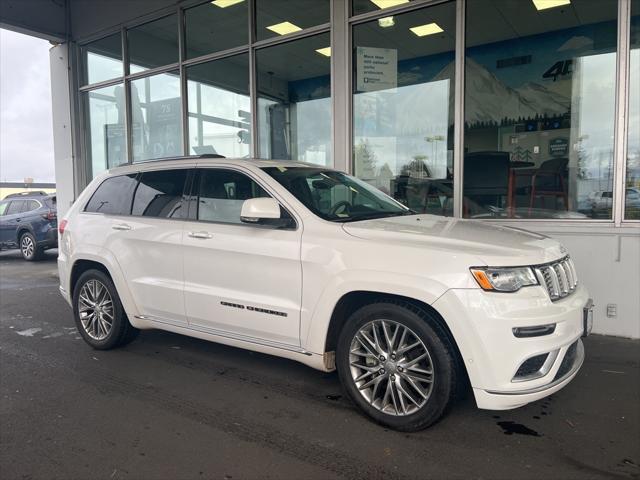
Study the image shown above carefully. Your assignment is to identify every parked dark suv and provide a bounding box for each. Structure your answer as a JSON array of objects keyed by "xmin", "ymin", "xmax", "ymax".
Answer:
[{"xmin": 0, "ymin": 191, "xmax": 58, "ymax": 261}]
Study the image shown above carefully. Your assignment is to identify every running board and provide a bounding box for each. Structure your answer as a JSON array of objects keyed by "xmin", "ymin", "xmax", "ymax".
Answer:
[{"xmin": 134, "ymin": 315, "xmax": 312, "ymax": 356}]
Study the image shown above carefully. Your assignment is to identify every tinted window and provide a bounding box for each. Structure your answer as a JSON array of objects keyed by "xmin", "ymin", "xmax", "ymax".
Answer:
[
  {"xmin": 132, "ymin": 169, "xmax": 188, "ymax": 218},
  {"xmin": 25, "ymin": 200, "xmax": 40, "ymax": 212},
  {"xmin": 197, "ymin": 169, "xmax": 269, "ymax": 224},
  {"xmin": 45, "ymin": 196, "xmax": 56, "ymax": 209},
  {"xmin": 5, "ymin": 200, "xmax": 26, "ymax": 215},
  {"xmin": 0, "ymin": 201, "xmax": 8, "ymax": 216},
  {"xmin": 85, "ymin": 174, "xmax": 138, "ymax": 215}
]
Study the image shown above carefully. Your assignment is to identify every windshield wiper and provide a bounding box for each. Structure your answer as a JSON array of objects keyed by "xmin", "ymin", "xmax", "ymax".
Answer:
[{"xmin": 334, "ymin": 210, "xmax": 415, "ymax": 223}]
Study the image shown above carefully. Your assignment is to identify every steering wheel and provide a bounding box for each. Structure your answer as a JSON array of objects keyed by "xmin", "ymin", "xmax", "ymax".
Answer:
[{"xmin": 329, "ymin": 200, "xmax": 352, "ymax": 217}]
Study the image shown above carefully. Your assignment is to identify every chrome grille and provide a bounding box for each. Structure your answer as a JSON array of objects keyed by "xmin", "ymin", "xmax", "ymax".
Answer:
[{"xmin": 534, "ymin": 257, "xmax": 578, "ymax": 301}]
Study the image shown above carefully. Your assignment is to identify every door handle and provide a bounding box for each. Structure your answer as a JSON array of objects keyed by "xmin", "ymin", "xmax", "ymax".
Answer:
[
  {"xmin": 188, "ymin": 231, "xmax": 213, "ymax": 239},
  {"xmin": 112, "ymin": 223, "xmax": 132, "ymax": 231}
]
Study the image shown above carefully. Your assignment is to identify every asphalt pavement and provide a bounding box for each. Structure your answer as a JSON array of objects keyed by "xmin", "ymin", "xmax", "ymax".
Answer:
[{"xmin": 1, "ymin": 249, "xmax": 638, "ymax": 480}]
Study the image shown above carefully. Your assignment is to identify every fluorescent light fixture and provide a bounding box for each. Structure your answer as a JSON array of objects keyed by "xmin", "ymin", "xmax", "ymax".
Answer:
[
  {"xmin": 315, "ymin": 47, "xmax": 331, "ymax": 57},
  {"xmin": 378, "ymin": 16, "xmax": 395, "ymax": 28},
  {"xmin": 266, "ymin": 21, "xmax": 302, "ymax": 36},
  {"xmin": 370, "ymin": 0, "xmax": 409, "ymax": 9},
  {"xmin": 532, "ymin": 0, "xmax": 571, "ymax": 10},
  {"xmin": 409, "ymin": 22, "xmax": 444, "ymax": 37},
  {"xmin": 211, "ymin": 0, "xmax": 244, "ymax": 7}
]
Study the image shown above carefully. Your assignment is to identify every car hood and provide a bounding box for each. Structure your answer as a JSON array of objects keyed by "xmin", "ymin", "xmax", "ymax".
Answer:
[{"xmin": 341, "ymin": 215, "xmax": 566, "ymax": 266}]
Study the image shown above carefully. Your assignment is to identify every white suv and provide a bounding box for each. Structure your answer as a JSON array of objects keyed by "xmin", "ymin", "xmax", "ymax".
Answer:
[{"xmin": 58, "ymin": 156, "xmax": 593, "ymax": 431}]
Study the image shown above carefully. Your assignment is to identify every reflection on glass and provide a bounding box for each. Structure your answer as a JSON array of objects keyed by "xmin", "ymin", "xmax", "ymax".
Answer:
[
  {"xmin": 256, "ymin": 0, "xmax": 329, "ymax": 41},
  {"xmin": 187, "ymin": 54, "xmax": 251, "ymax": 158},
  {"xmin": 352, "ymin": 0, "xmax": 417, "ymax": 16},
  {"xmin": 84, "ymin": 84, "xmax": 126, "ymax": 178},
  {"xmin": 130, "ymin": 72, "xmax": 182, "ymax": 162},
  {"xmin": 127, "ymin": 15, "xmax": 178, "ymax": 74},
  {"xmin": 185, "ymin": 1, "xmax": 248, "ymax": 59},
  {"xmin": 626, "ymin": 0, "xmax": 640, "ymax": 220},
  {"xmin": 256, "ymin": 33, "xmax": 331, "ymax": 165},
  {"xmin": 82, "ymin": 33, "xmax": 122, "ymax": 85},
  {"xmin": 464, "ymin": 0, "xmax": 618, "ymax": 219},
  {"xmin": 352, "ymin": 3, "xmax": 456, "ymax": 215}
]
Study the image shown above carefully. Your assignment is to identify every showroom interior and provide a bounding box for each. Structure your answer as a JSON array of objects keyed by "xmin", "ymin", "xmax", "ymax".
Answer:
[{"xmin": 1, "ymin": 0, "xmax": 638, "ymax": 338}]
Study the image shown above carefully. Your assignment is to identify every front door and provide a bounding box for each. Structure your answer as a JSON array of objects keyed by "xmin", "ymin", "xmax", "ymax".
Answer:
[{"xmin": 182, "ymin": 167, "xmax": 302, "ymax": 347}]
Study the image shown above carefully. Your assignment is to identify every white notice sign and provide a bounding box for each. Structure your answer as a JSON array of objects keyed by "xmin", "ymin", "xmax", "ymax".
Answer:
[{"xmin": 356, "ymin": 46, "xmax": 397, "ymax": 93}]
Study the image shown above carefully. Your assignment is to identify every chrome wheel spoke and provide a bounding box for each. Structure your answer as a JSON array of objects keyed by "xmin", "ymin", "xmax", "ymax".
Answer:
[
  {"xmin": 349, "ymin": 319, "xmax": 434, "ymax": 416},
  {"xmin": 77, "ymin": 279, "xmax": 113, "ymax": 341}
]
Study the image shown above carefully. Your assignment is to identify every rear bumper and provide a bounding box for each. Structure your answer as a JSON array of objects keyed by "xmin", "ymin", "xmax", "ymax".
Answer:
[{"xmin": 432, "ymin": 284, "xmax": 590, "ymax": 410}]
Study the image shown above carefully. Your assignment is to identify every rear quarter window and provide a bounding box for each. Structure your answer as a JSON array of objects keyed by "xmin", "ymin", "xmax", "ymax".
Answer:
[{"xmin": 85, "ymin": 174, "xmax": 138, "ymax": 215}]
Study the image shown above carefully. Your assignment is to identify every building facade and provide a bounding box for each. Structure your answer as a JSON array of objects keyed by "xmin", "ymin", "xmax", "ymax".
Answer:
[{"xmin": 1, "ymin": 0, "xmax": 639, "ymax": 337}]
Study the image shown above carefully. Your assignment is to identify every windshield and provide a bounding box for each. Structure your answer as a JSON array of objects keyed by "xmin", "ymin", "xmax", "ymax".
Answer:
[{"xmin": 262, "ymin": 167, "xmax": 412, "ymax": 222}]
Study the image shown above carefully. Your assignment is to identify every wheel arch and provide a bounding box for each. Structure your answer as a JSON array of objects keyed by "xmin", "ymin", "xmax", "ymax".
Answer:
[
  {"xmin": 16, "ymin": 225, "xmax": 35, "ymax": 243},
  {"xmin": 323, "ymin": 291, "xmax": 469, "ymax": 387}
]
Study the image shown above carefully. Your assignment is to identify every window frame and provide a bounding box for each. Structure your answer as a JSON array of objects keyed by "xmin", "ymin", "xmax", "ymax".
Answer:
[{"xmin": 187, "ymin": 166, "xmax": 298, "ymax": 230}]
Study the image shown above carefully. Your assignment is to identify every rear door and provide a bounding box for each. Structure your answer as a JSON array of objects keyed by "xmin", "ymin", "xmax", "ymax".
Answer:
[
  {"xmin": 2, "ymin": 200, "xmax": 26, "ymax": 245},
  {"xmin": 182, "ymin": 167, "xmax": 303, "ymax": 346},
  {"xmin": 106, "ymin": 168, "xmax": 190, "ymax": 325}
]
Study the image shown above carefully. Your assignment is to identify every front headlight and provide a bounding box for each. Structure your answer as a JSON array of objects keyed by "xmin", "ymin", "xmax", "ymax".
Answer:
[{"xmin": 470, "ymin": 266, "xmax": 538, "ymax": 292}]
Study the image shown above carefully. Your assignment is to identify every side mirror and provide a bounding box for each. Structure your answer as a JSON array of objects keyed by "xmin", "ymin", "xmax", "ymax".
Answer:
[{"xmin": 240, "ymin": 198, "xmax": 282, "ymax": 226}]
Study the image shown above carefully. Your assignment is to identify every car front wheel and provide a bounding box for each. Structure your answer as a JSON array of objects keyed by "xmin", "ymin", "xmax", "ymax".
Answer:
[{"xmin": 336, "ymin": 301, "xmax": 457, "ymax": 431}]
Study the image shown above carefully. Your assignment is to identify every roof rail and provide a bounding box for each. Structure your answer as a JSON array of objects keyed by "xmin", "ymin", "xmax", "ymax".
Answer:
[
  {"xmin": 5, "ymin": 191, "xmax": 49, "ymax": 198},
  {"xmin": 123, "ymin": 154, "xmax": 226, "ymax": 166}
]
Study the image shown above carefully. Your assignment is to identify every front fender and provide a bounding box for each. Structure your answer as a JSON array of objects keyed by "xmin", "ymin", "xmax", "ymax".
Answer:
[{"xmin": 302, "ymin": 270, "xmax": 449, "ymax": 355}]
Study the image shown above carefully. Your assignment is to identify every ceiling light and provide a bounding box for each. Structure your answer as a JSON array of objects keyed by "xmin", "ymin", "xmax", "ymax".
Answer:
[
  {"xmin": 266, "ymin": 21, "xmax": 302, "ymax": 36},
  {"xmin": 315, "ymin": 47, "xmax": 331, "ymax": 57},
  {"xmin": 378, "ymin": 16, "xmax": 395, "ymax": 28},
  {"xmin": 211, "ymin": 0, "xmax": 244, "ymax": 7},
  {"xmin": 532, "ymin": 0, "xmax": 571, "ymax": 10},
  {"xmin": 409, "ymin": 22, "xmax": 443, "ymax": 37},
  {"xmin": 370, "ymin": 0, "xmax": 409, "ymax": 9}
]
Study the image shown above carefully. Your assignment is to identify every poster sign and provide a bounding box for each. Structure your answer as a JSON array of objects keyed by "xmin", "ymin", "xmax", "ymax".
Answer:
[
  {"xmin": 148, "ymin": 97, "xmax": 181, "ymax": 158},
  {"xmin": 356, "ymin": 46, "xmax": 397, "ymax": 93},
  {"xmin": 549, "ymin": 137, "xmax": 569, "ymax": 157}
]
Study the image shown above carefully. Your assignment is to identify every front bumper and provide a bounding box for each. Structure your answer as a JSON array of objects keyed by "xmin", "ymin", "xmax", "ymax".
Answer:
[{"xmin": 432, "ymin": 284, "xmax": 590, "ymax": 410}]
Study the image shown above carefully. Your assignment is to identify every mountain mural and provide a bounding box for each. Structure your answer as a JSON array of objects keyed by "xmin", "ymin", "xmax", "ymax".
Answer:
[{"xmin": 432, "ymin": 58, "xmax": 571, "ymax": 127}]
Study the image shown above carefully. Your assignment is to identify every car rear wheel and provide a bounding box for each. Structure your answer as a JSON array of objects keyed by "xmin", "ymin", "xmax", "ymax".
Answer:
[
  {"xmin": 20, "ymin": 232, "xmax": 43, "ymax": 261},
  {"xmin": 73, "ymin": 269, "xmax": 138, "ymax": 350},
  {"xmin": 336, "ymin": 301, "xmax": 457, "ymax": 431}
]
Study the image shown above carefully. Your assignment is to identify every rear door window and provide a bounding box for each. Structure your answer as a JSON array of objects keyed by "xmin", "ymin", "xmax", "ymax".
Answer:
[
  {"xmin": 132, "ymin": 169, "xmax": 188, "ymax": 218},
  {"xmin": 25, "ymin": 200, "xmax": 40, "ymax": 212},
  {"xmin": 85, "ymin": 174, "xmax": 138, "ymax": 215},
  {"xmin": 5, "ymin": 200, "xmax": 26, "ymax": 215}
]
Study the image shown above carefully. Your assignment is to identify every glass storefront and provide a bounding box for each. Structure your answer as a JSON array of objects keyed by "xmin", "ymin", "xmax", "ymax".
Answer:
[
  {"xmin": 352, "ymin": 1, "xmax": 456, "ymax": 214},
  {"xmin": 184, "ymin": 1, "xmax": 248, "ymax": 59},
  {"xmin": 464, "ymin": 0, "xmax": 618, "ymax": 220},
  {"xmin": 130, "ymin": 71, "xmax": 182, "ymax": 162},
  {"xmin": 186, "ymin": 54, "xmax": 251, "ymax": 158},
  {"xmin": 627, "ymin": 0, "xmax": 640, "ymax": 219},
  {"xmin": 81, "ymin": 33, "xmax": 122, "ymax": 86},
  {"xmin": 256, "ymin": 32, "xmax": 332, "ymax": 165},
  {"xmin": 127, "ymin": 15, "xmax": 179, "ymax": 74},
  {"xmin": 256, "ymin": 0, "xmax": 330, "ymax": 41},
  {"xmin": 77, "ymin": 0, "xmax": 637, "ymax": 225},
  {"xmin": 83, "ymin": 83, "xmax": 125, "ymax": 178}
]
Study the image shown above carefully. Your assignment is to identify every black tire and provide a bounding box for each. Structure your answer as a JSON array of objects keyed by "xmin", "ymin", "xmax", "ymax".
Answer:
[
  {"xmin": 20, "ymin": 232, "xmax": 43, "ymax": 261},
  {"xmin": 72, "ymin": 269, "xmax": 139, "ymax": 350},
  {"xmin": 336, "ymin": 301, "xmax": 457, "ymax": 431}
]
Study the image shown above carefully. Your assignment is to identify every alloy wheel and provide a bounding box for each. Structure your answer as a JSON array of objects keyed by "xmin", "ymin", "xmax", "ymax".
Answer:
[
  {"xmin": 349, "ymin": 319, "xmax": 435, "ymax": 416},
  {"xmin": 21, "ymin": 235, "xmax": 34, "ymax": 259},
  {"xmin": 78, "ymin": 279, "xmax": 114, "ymax": 340}
]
